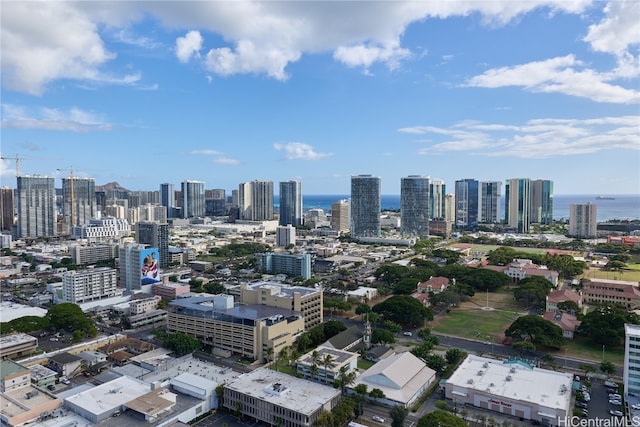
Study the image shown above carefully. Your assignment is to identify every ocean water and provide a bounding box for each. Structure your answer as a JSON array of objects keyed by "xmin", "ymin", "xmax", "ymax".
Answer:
[{"xmin": 275, "ymin": 194, "xmax": 640, "ymax": 222}]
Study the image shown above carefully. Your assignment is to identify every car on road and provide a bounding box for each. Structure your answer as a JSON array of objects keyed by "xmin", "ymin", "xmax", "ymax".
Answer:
[
  {"xmin": 403, "ymin": 332, "xmax": 412, "ymax": 336},
  {"xmin": 610, "ymin": 410, "xmax": 624, "ymax": 417},
  {"xmin": 372, "ymin": 415, "xmax": 385, "ymax": 423}
]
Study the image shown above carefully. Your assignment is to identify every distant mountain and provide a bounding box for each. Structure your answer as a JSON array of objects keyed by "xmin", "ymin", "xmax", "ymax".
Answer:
[{"xmin": 95, "ymin": 181, "xmax": 131, "ymax": 192}]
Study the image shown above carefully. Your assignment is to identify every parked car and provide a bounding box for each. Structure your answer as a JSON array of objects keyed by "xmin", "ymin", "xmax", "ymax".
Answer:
[
  {"xmin": 60, "ymin": 377, "xmax": 70, "ymax": 385},
  {"xmin": 47, "ymin": 384, "xmax": 55, "ymax": 391},
  {"xmin": 632, "ymin": 404, "xmax": 640, "ymax": 410},
  {"xmin": 610, "ymin": 410, "xmax": 624, "ymax": 417},
  {"xmin": 403, "ymin": 331, "xmax": 412, "ymax": 336},
  {"xmin": 576, "ymin": 402, "xmax": 588, "ymax": 409},
  {"xmin": 610, "ymin": 394, "xmax": 622, "ymax": 400},
  {"xmin": 609, "ymin": 400, "xmax": 622, "ymax": 406}
]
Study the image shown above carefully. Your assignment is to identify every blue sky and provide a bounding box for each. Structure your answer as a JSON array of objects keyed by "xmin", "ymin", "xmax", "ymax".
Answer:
[{"xmin": 1, "ymin": 1, "xmax": 639, "ymax": 195}]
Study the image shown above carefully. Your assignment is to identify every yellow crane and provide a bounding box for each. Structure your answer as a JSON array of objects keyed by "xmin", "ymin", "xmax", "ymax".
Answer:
[{"xmin": 0, "ymin": 154, "xmax": 32, "ymax": 177}]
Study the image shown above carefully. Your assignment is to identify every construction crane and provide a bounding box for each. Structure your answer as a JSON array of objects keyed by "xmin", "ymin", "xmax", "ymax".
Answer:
[
  {"xmin": 57, "ymin": 167, "xmax": 75, "ymax": 231},
  {"xmin": 0, "ymin": 154, "xmax": 31, "ymax": 177}
]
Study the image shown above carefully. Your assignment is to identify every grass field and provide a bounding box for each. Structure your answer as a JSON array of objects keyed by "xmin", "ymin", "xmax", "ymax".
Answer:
[{"xmin": 580, "ymin": 267, "xmax": 640, "ymax": 283}]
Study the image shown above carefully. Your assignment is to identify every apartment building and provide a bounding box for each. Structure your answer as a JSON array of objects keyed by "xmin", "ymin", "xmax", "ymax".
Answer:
[
  {"xmin": 259, "ymin": 252, "xmax": 312, "ymax": 280},
  {"xmin": 239, "ymin": 281, "xmax": 323, "ymax": 330},
  {"xmin": 61, "ymin": 267, "xmax": 117, "ymax": 304},
  {"xmin": 625, "ymin": 324, "xmax": 640, "ymax": 397},
  {"xmin": 167, "ymin": 295, "xmax": 305, "ymax": 361},
  {"xmin": 0, "ymin": 334, "xmax": 38, "ymax": 360},
  {"xmin": 70, "ymin": 243, "xmax": 118, "ymax": 265}
]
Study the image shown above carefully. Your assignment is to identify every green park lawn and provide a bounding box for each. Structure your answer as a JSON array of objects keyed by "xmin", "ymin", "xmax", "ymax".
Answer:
[
  {"xmin": 581, "ymin": 267, "xmax": 640, "ymax": 283},
  {"xmin": 430, "ymin": 308, "xmax": 520, "ymax": 342}
]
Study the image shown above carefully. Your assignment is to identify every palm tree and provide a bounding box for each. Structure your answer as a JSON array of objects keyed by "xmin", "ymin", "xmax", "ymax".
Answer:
[
  {"xmin": 336, "ymin": 365, "xmax": 356, "ymax": 395},
  {"xmin": 322, "ymin": 354, "xmax": 336, "ymax": 384},
  {"xmin": 265, "ymin": 346, "xmax": 273, "ymax": 366},
  {"xmin": 310, "ymin": 350, "xmax": 321, "ymax": 381}
]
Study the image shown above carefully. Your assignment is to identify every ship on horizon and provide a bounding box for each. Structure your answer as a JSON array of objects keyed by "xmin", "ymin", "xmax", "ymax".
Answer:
[{"xmin": 596, "ymin": 195, "xmax": 616, "ymax": 200}]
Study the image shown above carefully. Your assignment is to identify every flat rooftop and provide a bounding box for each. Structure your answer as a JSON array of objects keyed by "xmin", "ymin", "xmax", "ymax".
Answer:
[
  {"xmin": 142, "ymin": 355, "xmax": 242, "ymax": 386},
  {"xmin": 225, "ymin": 368, "xmax": 340, "ymax": 415},
  {"xmin": 447, "ymin": 355, "xmax": 572, "ymax": 410},
  {"xmin": 0, "ymin": 333, "xmax": 37, "ymax": 349},
  {"xmin": 243, "ymin": 280, "xmax": 321, "ymax": 298},
  {"xmin": 0, "ymin": 302, "xmax": 47, "ymax": 322},
  {"xmin": 170, "ymin": 297, "xmax": 300, "ymax": 320},
  {"xmin": 299, "ymin": 346, "xmax": 357, "ymax": 366},
  {"xmin": 1, "ymin": 385, "xmax": 61, "ymax": 419},
  {"xmin": 64, "ymin": 376, "xmax": 150, "ymax": 415}
]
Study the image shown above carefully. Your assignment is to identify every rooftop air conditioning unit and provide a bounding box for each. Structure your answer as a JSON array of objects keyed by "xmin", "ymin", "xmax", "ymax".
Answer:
[
  {"xmin": 506, "ymin": 375, "xmax": 512, "ymax": 381},
  {"xmin": 477, "ymin": 370, "xmax": 484, "ymax": 375}
]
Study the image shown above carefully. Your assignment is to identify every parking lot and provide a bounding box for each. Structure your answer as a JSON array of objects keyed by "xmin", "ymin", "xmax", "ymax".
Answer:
[
  {"xmin": 193, "ymin": 412, "xmax": 266, "ymax": 427},
  {"xmin": 576, "ymin": 379, "xmax": 624, "ymax": 422}
]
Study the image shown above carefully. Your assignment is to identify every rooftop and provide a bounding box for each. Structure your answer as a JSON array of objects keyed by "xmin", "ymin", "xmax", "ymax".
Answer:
[
  {"xmin": 64, "ymin": 376, "xmax": 150, "ymax": 415},
  {"xmin": 0, "ymin": 333, "xmax": 38, "ymax": 349},
  {"xmin": 626, "ymin": 323, "xmax": 640, "ymax": 338},
  {"xmin": 0, "ymin": 301, "xmax": 47, "ymax": 322},
  {"xmin": 225, "ymin": 368, "xmax": 340, "ymax": 415},
  {"xmin": 0, "ymin": 360, "xmax": 29, "ymax": 379},
  {"xmin": 243, "ymin": 280, "xmax": 321, "ymax": 298},
  {"xmin": 299, "ymin": 346, "xmax": 358, "ymax": 367},
  {"xmin": 1, "ymin": 385, "xmax": 61, "ymax": 419},
  {"xmin": 170, "ymin": 296, "xmax": 300, "ymax": 320},
  {"xmin": 446, "ymin": 355, "xmax": 572, "ymax": 411}
]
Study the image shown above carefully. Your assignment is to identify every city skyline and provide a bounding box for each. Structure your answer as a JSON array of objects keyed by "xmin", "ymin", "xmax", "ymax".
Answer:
[{"xmin": 1, "ymin": 2, "xmax": 639, "ymax": 195}]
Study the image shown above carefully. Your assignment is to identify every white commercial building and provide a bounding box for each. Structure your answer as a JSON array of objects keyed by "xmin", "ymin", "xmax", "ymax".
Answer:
[
  {"xmin": 445, "ymin": 355, "xmax": 572, "ymax": 425},
  {"xmin": 62, "ymin": 267, "xmax": 117, "ymax": 303},
  {"xmin": 72, "ymin": 217, "xmax": 130, "ymax": 242},
  {"xmin": 625, "ymin": 323, "xmax": 640, "ymax": 397}
]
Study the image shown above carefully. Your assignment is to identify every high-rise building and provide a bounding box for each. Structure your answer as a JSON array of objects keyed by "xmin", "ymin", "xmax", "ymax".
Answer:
[
  {"xmin": 0, "ymin": 187, "xmax": 14, "ymax": 232},
  {"xmin": 205, "ymin": 188, "xmax": 226, "ymax": 216},
  {"xmin": 400, "ymin": 175, "xmax": 430, "ymax": 238},
  {"xmin": 624, "ymin": 324, "xmax": 640, "ymax": 397},
  {"xmin": 279, "ymin": 180, "xmax": 303, "ymax": 226},
  {"xmin": 478, "ymin": 181, "xmax": 501, "ymax": 224},
  {"xmin": 181, "ymin": 180, "xmax": 205, "ymax": 218},
  {"xmin": 119, "ymin": 243, "xmax": 159, "ymax": 293},
  {"xmin": 330, "ymin": 199, "xmax": 350, "ymax": 232},
  {"xmin": 350, "ymin": 175, "xmax": 381, "ymax": 238},
  {"xmin": 429, "ymin": 180, "xmax": 446, "ymax": 219},
  {"xmin": 276, "ymin": 224, "xmax": 296, "ymax": 247},
  {"xmin": 444, "ymin": 194, "xmax": 456, "ymax": 222},
  {"xmin": 454, "ymin": 179, "xmax": 479, "ymax": 229},
  {"xmin": 530, "ymin": 180, "xmax": 554, "ymax": 225},
  {"xmin": 62, "ymin": 177, "xmax": 96, "ymax": 233},
  {"xmin": 136, "ymin": 221, "xmax": 169, "ymax": 268},
  {"xmin": 505, "ymin": 178, "xmax": 531, "ymax": 233},
  {"xmin": 62, "ymin": 267, "xmax": 117, "ymax": 303},
  {"xmin": 239, "ymin": 180, "xmax": 274, "ymax": 221},
  {"xmin": 17, "ymin": 175, "xmax": 56, "ymax": 238},
  {"xmin": 569, "ymin": 203, "xmax": 597, "ymax": 238},
  {"xmin": 159, "ymin": 183, "xmax": 174, "ymax": 217}
]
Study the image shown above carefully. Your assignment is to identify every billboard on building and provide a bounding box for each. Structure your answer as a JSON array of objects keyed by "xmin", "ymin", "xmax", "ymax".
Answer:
[{"xmin": 140, "ymin": 248, "xmax": 160, "ymax": 285}]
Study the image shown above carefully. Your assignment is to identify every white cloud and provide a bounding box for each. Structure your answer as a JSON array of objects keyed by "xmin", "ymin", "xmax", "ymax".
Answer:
[
  {"xmin": 273, "ymin": 142, "xmax": 333, "ymax": 160},
  {"xmin": 584, "ymin": 1, "xmax": 640, "ymax": 55},
  {"xmin": 0, "ymin": 158, "xmax": 13, "ymax": 177},
  {"xmin": 190, "ymin": 149, "xmax": 222, "ymax": 156},
  {"xmin": 1, "ymin": 1, "xmax": 599, "ymax": 93},
  {"xmin": 1, "ymin": 104, "xmax": 112, "ymax": 132},
  {"xmin": 465, "ymin": 55, "xmax": 640, "ymax": 104},
  {"xmin": 214, "ymin": 157, "xmax": 241, "ymax": 165},
  {"xmin": 176, "ymin": 30, "xmax": 203, "ymax": 63},
  {"xmin": 402, "ymin": 115, "xmax": 640, "ymax": 158}
]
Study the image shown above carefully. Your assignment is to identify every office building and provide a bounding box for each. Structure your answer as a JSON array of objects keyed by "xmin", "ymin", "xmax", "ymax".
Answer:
[
  {"xmin": 479, "ymin": 181, "xmax": 501, "ymax": 224},
  {"xmin": 530, "ymin": 179, "xmax": 554, "ymax": 225},
  {"xmin": 168, "ymin": 295, "xmax": 305, "ymax": 361},
  {"xmin": 279, "ymin": 180, "xmax": 303, "ymax": 226},
  {"xmin": 400, "ymin": 175, "xmax": 430, "ymax": 238},
  {"xmin": 17, "ymin": 175, "xmax": 56, "ymax": 238},
  {"xmin": 454, "ymin": 179, "xmax": 479, "ymax": 229},
  {"xmin": 625, "ymin": 324, "xmax": 640, "ymax": 397},
  {"xmin": 350, "ymin": 175, "xmax": 381, "ymax": 238},
  {"xmin": 71, "ymin": 216, "xmax": 130, "ymax": 242},
  {"xmin": 505, "ymin": 178, "xmax": 531, "ymax": 233},
  {"xmin": 444, "ymin": 193, "xmax": 455, "ymax": 222},
  {"xmin": 581, "ymin": 278, "xmax": 640, "ymax": 309},
  {"xmin": 205, "ymin": 188, "xmax": 226, "ymax": 216},
  {"xmin": 135, "ymin": 221, "xmax": 169, "ymax": 268},
  {"xmin": 159, "ymin": 183, "xmax": 175, "ymax": 218},
  {"xmin": 239, "ymin": 180, "xmax": 274, "ymax": 221},
  {"xmin": 276, "ymin": 224, "xmax": 296, "ymax": 247},
  {"xmin": 239, "ymin": 281, "xmax": 323, "ymax": 330},
  {"xmin": 429, "ymin": 180, "xmax": 446, "ymax": 219},
  {"xmin": 62, "ymin": 267, "xmax": 118, "ymax": 304},
  {"xmin": 0, "ymin": 187, "xmax": 14, "ymax": 232},
  {"xmin": 445, "ymin": 355, "xmax": 572, "ymax": 424},
  {"xmin": 259, "ymin": 252, "xmax": 312, "ymax": 280},
  {"xmin": 181, "ymin": 180, "xmax": 205, "ymax": 218},
  {"xmin": 62, "ymin": 177, "xmax": 96, "ymax": 233},
  {"xmin": 70, "ymin": 243, "xmax": 118, "ymax": 265},
  {"xmin": 223, "ymin": 368, "xmax": 341, "ymax": 427},
  {"xmin": 330, "ymin": 199, "xmax": 350, "ymax": 232},
  {"xmin": 569, "ymin": 203, "xmax": 597, "ymax": 238}
]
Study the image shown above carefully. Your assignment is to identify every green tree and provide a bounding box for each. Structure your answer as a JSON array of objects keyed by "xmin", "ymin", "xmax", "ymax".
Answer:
[
  {"xmin": 384, "ymin": 320, "xmax": 402, "ymax": 335},
  {"xmin": 369, "ymin": 388, "xmax": 385, "ymax": 399},
  {"xmin": 355, "ymin": 303, "xmax": 371, "ymax": 317},
  {"xmin": 578, "ymin": 304, "xmax": 640, "ymax": 347},
  {"xmin": 511, "ymin": 341, "xmax": 536, "ymax": 355},
  {"xmin": 372, "ymin": 329, "xmax": 395, "ymax": 344},
  {"xmin": 372, "ymin": 295, "xmax": 433, "ymax": 326},
  {"xmin": 390, "ymin": 405, "xmax": 408, "ymax": 427},
  {"xmin": 323, "ymin": 320, "xmax": 347, "ymax": 338},
  {"xmin": 312, "ymin": 411, "xmax": 334, "ymax": 427},
  {"xmin": 487, "ymin": 247, "xmax": 519, "ymax": 266},
  {"xmin": 445, "ymin": 348, "xmax": 466, "ymax": 365},
  {"xmin": 557, "ymin": 301, "xmax": 579, "ymax": 313},
  {"xmin": 418, "ymin": 410, "xmax": 467, "ymax": 427},
  {"xmin": 47, "ymin": 303, "xmax": 95, "ymax": 336},
  {"xmin": 334, "ymin": 365, "xmax": 356, "ymax": 394},
  {"xmin": 600, "ymin": 360, "xmax": 616, "ymax": 375},
  {"xmin": 162, "ymin": 332, "xmax": 201, "ymax": 356},
  {"xmin": 578, "ymin": 363, "xmax": 596, "ymax": 377},
  {"xmin": 505, "ymin": 315, "xmax": 566, "ymax": 349},
  {"xmin": 322, "ymin": 354, "xmax": 336, "ymax": 384},
  {"xmin": 203, "ymin": 282, "xmax": 226, "ymax": 294},
  {"xmin": 424, "ymin": 354, "xmax": 447, "ymax": 374}
]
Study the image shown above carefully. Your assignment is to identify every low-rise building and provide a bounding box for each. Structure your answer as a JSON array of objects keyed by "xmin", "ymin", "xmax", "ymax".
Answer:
[
  {"xmin": 47, "ymin": 352, "xmax": 84, "ymax": 378},
  {"xmin": 259, "ymin": 252, "xmax": 312, "ymax": 280},
  {"xmin": 484, "ymin": 259, "xmax": 559, "ymax": 287},
  {"xmin": 545, "ymin": 289, "xmax": 582, "ymax": 313},
  {"xmin": 223, "ymin": 368, "xmax": 341, "ymax": 427},
  {"xmin": 1, "ymin": 360, "xmax": 30, "ymax": 393},
  {"xmin": 28, "ymin": 364, "xmax": 57, "ymax": 389},
  {"xmin": 296, "ymin": 346, "xmax": 358, "ymax": 385},
  {"xmin": 0, "ymin": 333, "xmax": 38, "ymax": 360},
  {"xmin": 581, "ymin": 278, "xmax": 640, "ymax": 309},
  {"xmin": 542, "ymin": 311, "xmax": 581, "ymax": 339},
  {"xmin": 445, "ymin": 355, "xmax": 572, "ymax": 425},
  {"xmin": 154, "ymin": 281, "xmax": 191, "ymax": 300}
]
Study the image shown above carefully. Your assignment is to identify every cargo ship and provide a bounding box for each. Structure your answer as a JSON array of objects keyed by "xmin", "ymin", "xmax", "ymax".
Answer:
[{"xmin": 596, "ymin": 196, "xmax": 615, "ymax": 200}]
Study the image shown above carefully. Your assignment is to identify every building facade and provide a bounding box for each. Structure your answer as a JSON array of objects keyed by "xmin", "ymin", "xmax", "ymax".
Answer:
[
  {"xmin": 159, "ymin": 183, "xmax": 175, "ymax": 218},
  {"xmin": 119, "ymin": 243, "xmax": 150, "ymax": 293},
  {"xmin": 625, "ymin": 324, "xmax": 640, "ymax": 397},
  {"xmin": 135, "ymin": 221, "xmax": 169, "ymax": 268},
  {"xmin": 62, "ymin": 177, "xmax": 96, "ymax": 233},
  {"xmin": 479, "ymin": 181, "xmax": 501, "ymax": 224},
  {"xmin": 581, "ymin": 278, "xmax": 640, "ymax": 309},
  {"xmin": 330, "ymin": 199, "xmax": 350, "ymax": 232},
  {"xmin": 569, "ymin": 203, "xmax": 597, "ymax": 238},
  {"xmin": 276, "ymin": 225, "xmax": 296, "ymax": 247},
  {"xmin": 400, "ymin": 175, "xmax": 430, "ymax": 238},
  {"xmin": 279, "ymin": 180, "xmax": 303, "ymax": 226},
  {"xmin": 455, "ymin": 179, "xmax": 479, "ymax": 229},
  {"xmin": 350, "ymin": 175, "xmax": 381, "ymax": 238},
  {"xmin": 530, "ymin": 179, "xmax": 554, "ymax": 225},
  {"xmin": 62, "ymin": 267, "xmax": 118, "ymax": 303},
  {"xmin": 259, "ymin": 252, "xmax": 312, "ymax": 280},
  {"xmin": 181, "ymin": 180, "xmax": 205, "ymax": 218},
  {"xmin": 505, "ymin": 178, "xmax": 531, "ymax": 233},
  {"xmin": 429, "ymin": 180, "xmax": 446, "ymax": 219},
  {"xmin": 72, "ymin": 216, "xmax": 130, "ymax": 242},
  {"xmin": 0, "ymin": 187, "xmax": 14, "ymax": 232},
  {"xmin": 17, "ymin": 175, "xmax": 56, "ymax": 238}
]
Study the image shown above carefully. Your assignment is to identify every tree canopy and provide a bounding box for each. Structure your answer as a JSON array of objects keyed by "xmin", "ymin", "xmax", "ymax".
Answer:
[
  {"xmin": 513, "ymin": 277, "xmax": 554, "ymax": 309},
  {"xmin": 46, "ymin": 303, "xmax": 97, "ymax": 337},
  {"xmin": 372, "ymin": 295, "xmax": 433, "ymax": 326},
  {"xmin": 418, "ymin": 410, "xmax": 467, "ymax": 427},
  {"xmin": 578, "ymin": 304, "xmax": 640, "ymax": 347},
  {"xmin": 162, "ymin": 332, "xmax": 201, "ymax": 355},
  {"xmin": 505, "ymin": 315, "xmax": 566, "ymax": 349}
]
